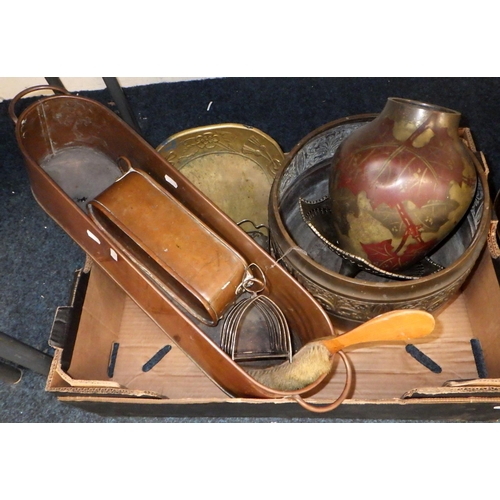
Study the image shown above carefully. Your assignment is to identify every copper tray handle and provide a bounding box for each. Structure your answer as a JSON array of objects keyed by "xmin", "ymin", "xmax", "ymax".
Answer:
[
  {"xmin": 291, "ymin": 351, "xmax": 353, "ymax": 413},
  {"xmin": 489, "ymin": 191, "xmax": 500, "ymax": 259},
  {"xmin": 8, "ymin": 84, "xmax": 70, "ymax": 124}
]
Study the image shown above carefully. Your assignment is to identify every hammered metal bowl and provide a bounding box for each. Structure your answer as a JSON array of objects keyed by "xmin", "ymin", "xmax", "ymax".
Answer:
[{"xmin": 268, "ymin": 115, "xmax": 491, "ymax": 327}]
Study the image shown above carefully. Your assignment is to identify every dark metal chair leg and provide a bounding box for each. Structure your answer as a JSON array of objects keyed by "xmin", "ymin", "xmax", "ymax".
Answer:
[
  {"xmin": 44, "ymin": 77, "xmax": 66, "ymax": 89},
  {"xmin": 103, "ymin": 77, "xmax": 142, "ymax": 134},
  {"xmin": 0, "ymin": 360, "xmax": 22, "ymax": 385},
  {"xmin": 0, "ymin": 331, "xmax": 52, "ymax": 376}
]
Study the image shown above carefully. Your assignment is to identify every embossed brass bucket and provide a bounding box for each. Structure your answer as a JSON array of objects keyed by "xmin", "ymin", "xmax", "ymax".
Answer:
[
  {"xmin": 156, "ymin": 123, "xmax": 285, "ymax": 246},
  {"xmin": 268, "ymin": 115, "xmax": 491, "ymax": 328}
]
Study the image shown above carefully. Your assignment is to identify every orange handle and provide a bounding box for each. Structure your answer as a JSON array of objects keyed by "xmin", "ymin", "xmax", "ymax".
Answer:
[
  {"xmin": 322, "ymin": 309, "xmax": 435, "ymax": 354},
  {"xmin": 8, "ymin": 84, "xmax": 70, "ymax": 124}
]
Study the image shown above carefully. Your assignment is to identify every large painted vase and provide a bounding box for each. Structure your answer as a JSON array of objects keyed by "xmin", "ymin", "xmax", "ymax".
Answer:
[{"xmin": 328, "ymin": 97, "xmax": 478, "ymax": 273}]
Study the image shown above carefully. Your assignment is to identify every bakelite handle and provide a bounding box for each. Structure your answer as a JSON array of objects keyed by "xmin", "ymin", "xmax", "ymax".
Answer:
[{"xmin": 322, "ymin": 309, "xmax": 436, "ymax": 354}]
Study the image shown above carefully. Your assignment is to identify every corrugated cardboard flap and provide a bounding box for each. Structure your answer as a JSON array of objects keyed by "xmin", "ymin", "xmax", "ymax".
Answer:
[
  {"xmin": 46, "ymin": 348, "xmax": 166, "ymax": 399},
  {"xmin": 402, "ymin": 382, "xmax": 500, "ymax": 400}
]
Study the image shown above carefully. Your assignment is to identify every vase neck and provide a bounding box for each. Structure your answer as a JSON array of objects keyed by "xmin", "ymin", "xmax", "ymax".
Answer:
[{"xmin": 381, "ymin": 97, "xmax": 461, "ymax": 135}]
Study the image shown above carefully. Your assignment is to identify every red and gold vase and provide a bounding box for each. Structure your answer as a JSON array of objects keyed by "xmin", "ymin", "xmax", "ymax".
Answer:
[{"xmin": 329, "ymin": 97, "xmax": 477, "ymax": 273}]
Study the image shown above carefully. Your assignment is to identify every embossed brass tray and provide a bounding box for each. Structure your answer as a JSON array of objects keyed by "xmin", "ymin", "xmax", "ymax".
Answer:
[{"xmin": 156, "ymin": 124, "xmax": 285, "ymax": 233}]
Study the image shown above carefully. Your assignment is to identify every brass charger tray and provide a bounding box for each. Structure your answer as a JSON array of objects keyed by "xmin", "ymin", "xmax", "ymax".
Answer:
[{"xmin": 156, "ymin": 123, "xmax": 285, "ymax": 234}]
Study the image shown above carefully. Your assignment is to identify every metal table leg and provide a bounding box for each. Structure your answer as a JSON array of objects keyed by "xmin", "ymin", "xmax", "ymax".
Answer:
[
  {"xmin": 0, "ymin": 360, "xmax": 22, "ymax": 384},
  {"xmin": 0, "ymin": 331, "xmax": 52, "ymax": 376}
]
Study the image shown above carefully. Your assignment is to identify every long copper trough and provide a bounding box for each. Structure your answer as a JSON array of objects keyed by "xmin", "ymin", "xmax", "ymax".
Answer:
[{"xmin": 9, "ymin": 85, "xmax": 339, "ymax": 401}]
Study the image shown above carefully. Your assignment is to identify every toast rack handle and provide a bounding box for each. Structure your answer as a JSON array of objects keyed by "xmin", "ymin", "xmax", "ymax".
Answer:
[
  {"xmin": 9, "ymin": 84, "xmax": 70, "ymax": 124},
  {"xmin": 291, "ymin": 350, "xmax": 353, "ymax": 414}
]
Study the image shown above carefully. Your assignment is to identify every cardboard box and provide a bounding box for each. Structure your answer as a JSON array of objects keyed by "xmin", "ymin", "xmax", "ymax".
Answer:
[{"xmin": 45, "ymin": 247, "xmax": 500, "ymax": 421}]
